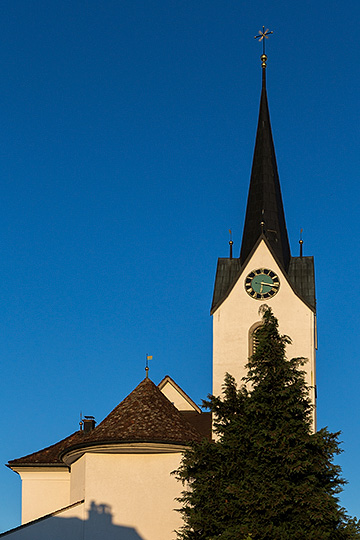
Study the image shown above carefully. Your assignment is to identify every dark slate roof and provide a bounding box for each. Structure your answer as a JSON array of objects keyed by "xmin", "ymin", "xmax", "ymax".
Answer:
[
  {"xmin": 211, "ymin": 258, "xmax": 241, "ymax": 314},
  {"xmin": 239, "ymin": 70, "xmax": 291, "ymax": 271},
  {"xmin": 212, "ymin": 70, "xmax": 316, "ymax": 314},
  {"xmin": 211, "ymin": 252, "xmax": 316, "ymax": 314},
  {"xmin": 8, "ymin": 378, "xmax": 207, "ymax": 467},
  {"xmin": 288, "ymin": 256, "xmax": 316, "ymax": 310}
]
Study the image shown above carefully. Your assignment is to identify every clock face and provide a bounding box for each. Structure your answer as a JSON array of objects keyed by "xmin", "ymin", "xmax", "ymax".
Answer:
[{"xmin": 245, "ymin": 268, "xmax": 280, "ymax": 300}]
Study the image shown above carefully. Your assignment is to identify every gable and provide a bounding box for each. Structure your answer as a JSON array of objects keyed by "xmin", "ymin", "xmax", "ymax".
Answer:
[
  {"xmin": 158, "ymin": 376, "xmax": 201, "ymax": 413},
  {"xmin": 211, "ymin": 237, "xmax": 315, "ymax": 314}
]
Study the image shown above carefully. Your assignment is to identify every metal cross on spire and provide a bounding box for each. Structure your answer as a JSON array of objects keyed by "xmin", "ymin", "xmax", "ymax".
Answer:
[
  {"xmin": 255, "ymin": 27, "xmax": 273, "ymax": 71},
  {"xmin": 254, "ymin": 26, "xmax": 273, "ymax": 55}
]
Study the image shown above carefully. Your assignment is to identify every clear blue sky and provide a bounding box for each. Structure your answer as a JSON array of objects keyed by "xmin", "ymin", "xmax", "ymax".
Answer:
[{"xmin": 1, "ymin": 0, "xmax": 360, "ymax": 532}]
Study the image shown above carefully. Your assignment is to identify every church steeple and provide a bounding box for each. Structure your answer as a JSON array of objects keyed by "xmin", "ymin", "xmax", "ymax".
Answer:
[
  {"xmin": 239, "ymin": 48, "xmax": 291, "ymax": 271},
  {"xmin": 212, "ymin": 38, "xmax": 316, "ymax": 420}
]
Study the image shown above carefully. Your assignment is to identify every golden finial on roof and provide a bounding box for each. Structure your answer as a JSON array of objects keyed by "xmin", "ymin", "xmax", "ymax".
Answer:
[{"xmin": 254, "ymin": 26, "xmax": 273, "ymax": 68}]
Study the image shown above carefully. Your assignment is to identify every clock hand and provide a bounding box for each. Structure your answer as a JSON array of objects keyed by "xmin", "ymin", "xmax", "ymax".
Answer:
[{"xmin": 260, "ymin": 281, "xmax": 278, "ymax": 287}]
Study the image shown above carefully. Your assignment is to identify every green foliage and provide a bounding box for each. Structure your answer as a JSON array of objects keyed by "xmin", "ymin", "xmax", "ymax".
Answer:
[{"xmin": 175, "ymin": 307, "xmax": 360, "ymax": 540}]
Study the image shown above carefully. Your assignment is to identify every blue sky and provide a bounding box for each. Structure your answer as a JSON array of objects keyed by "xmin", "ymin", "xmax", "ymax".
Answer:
[{"xmin": 1, "ymin": 0, "xmax": 360, "ymax": 532}]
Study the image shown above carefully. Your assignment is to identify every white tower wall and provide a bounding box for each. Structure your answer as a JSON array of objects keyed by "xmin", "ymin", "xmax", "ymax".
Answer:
[{"xmin": 212, "ymin": 241, "xmax": 316, "ymax": 422}]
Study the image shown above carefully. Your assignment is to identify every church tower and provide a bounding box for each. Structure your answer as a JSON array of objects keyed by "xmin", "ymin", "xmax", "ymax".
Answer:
[{"xmin": 211, "ymin": 45, "xmax": 317, "ymax": 421}]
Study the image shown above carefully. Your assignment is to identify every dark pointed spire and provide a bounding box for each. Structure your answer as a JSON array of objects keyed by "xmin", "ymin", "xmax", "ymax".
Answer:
[{"xmin": 239, "ymin": 53, "xmax": 291, "ymax": 271}]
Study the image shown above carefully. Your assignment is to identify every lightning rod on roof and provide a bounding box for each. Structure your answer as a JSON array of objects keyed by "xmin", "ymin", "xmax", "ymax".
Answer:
[{"xmin": 299, "ymin": 228, "xmax": 304, "ymax": 257}]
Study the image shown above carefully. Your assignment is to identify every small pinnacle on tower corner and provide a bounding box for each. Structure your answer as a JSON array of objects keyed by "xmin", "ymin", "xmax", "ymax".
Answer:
[{"xmin": 229, "ymin": 229, "xmax": 233, "ymax": 259}]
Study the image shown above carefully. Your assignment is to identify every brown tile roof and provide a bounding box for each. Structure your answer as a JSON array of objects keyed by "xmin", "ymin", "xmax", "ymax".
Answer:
[
  {"xmin": 8, "ymin": 378, "xmax": 205, "ymax": 467},
  {"xmin": 71, "ymin": 377, "xmax": 204, "ymax": 447},
  {"xmin": 8, "ymin": 431, "xmax": 85, "ymax": 467},
  {"xmin": 181, "ymin": 411, "xmax": 212, "ymax": 440}
]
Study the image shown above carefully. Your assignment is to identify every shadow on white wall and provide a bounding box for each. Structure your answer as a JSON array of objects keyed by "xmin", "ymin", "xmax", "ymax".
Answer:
[{"xmin": 0, "ymin": 501, "xmax": 145, "ymax": 539}]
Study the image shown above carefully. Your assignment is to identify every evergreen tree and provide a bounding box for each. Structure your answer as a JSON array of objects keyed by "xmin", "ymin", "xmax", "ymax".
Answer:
[{"xmin": 175, "ymin": 307, "xmax": 360, "ymax": 540}]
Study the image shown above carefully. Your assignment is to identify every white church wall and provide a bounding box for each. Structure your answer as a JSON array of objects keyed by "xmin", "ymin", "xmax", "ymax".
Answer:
[
  {"xmin": 213, "ymin": 241, "xmax": 316, "ymax": 410},
  {"xmin": 14, "ymin": 467, "xmax": 70, "ymax": 524},
  {"xmin": 70, "ymin": 455, "xmax": 85, "ymax": 504},
  {"xmin": 82, "ymin": 451, "xmax": 184, "ymax": 540}
]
